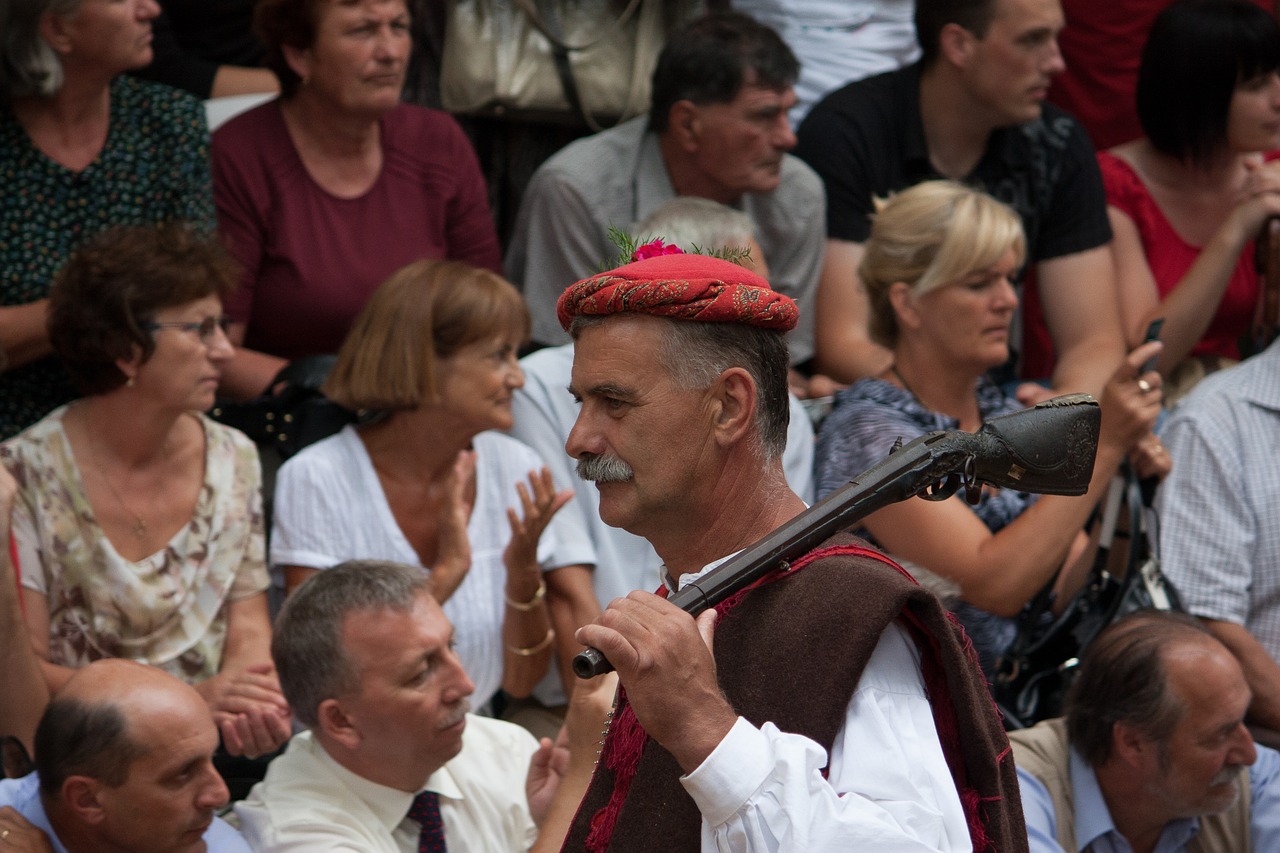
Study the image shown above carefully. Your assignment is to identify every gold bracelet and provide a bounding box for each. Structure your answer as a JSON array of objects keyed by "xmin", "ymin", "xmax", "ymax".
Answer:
[
  {"xmin": 506, "ymin": 627, "xmax": 555, "ymax": 657},
  {"xmin": 504, "ymin": 577, "xmax": 546, "ymax": 611}
]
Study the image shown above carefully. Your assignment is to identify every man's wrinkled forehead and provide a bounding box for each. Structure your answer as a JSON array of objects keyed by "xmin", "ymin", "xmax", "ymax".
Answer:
[{"xmin": 568, "ymin": 317, "xmax": 657, "ymax": 396}]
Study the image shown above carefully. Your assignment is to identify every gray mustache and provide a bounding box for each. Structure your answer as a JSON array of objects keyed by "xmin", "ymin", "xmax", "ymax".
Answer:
[{"xmin": 576, "ymin": 454, "xmax": 634, "ymax": 483}]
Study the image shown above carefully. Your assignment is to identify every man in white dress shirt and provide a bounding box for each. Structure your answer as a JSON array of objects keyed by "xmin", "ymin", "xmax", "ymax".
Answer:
[
  {"xmin": 557, "ymin": 253, "xmax": 1026, "ymax": 850},
  {"xmin": 234, "ymin": 560, "xmax": 609, "ymax": 852}
]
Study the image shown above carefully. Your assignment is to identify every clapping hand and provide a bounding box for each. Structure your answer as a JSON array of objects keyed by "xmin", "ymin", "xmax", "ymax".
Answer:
[
  {"xmin": 431, "ymin": 449, "xmax": 476, "ymax": 603},
  {"xmin": 503, "ymin": 467, "xmax": 573, "ymax": 575}
]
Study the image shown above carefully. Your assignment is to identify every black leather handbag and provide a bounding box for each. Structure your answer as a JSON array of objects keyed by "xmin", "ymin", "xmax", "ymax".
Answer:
[
  {"xmin": 992, "ymin": 464, "xmax": 1182, "ymax": 730},
  {"xmin": 210, "ymin": 355, "xmax": 355, "ymax": 460}
]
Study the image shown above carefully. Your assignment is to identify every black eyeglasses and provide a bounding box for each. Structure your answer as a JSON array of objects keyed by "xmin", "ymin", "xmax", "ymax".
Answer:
[{"xmin": 143, "ymin": 316, "xmax": 233, "ymax": 344}]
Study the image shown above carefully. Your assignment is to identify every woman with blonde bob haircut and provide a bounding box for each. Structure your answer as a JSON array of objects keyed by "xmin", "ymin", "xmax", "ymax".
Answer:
[
  {"xmin": 323, "ymin": 260, "xmax": 531, "ymax": 411},
  {"xmin": 271, "ymin": 259, "xmax": 571, "ymax": 707},
  {"xmin": 861, "ymin": 181, "xmax": 1028, "ymax": 349},
  {"xmin": 815, "ymin": 181, "xmax": 1165, "ymax": 673}
]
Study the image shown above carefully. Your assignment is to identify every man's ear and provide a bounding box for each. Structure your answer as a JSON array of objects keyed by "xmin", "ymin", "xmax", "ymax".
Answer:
[
  {"xmin": 1112, "ymin": 721, "xmax": 1154, "ymax": 767},
  {"xmin": 62, "ymin": 776, "xmax": 107, "ymax": 826},
  {"xmin": 316, "ymin": 698, "xmax": 361, "ymax": 752},
  {"xmin": 939, "ymin": 22, "xmax": 979, "ymax": 70},
  {"xmin": 709, "ymin": 367, "xmax": 757, "ymax": 449},
  {"xmin": 666, "ymin": 100, "xmax": 702, "ymax": 153}
]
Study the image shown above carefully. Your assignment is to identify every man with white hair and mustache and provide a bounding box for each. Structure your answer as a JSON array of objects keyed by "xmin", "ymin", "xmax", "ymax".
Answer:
[
  {"xmin": 556, "ymin": 252, "xmax": 1026, "ymax": 851},
  {"xmin": 1011, "ymin": 610, "xmax": 1280, "ymax": 853},
  {"xmin": 234, "ymin": 560, "xmax": 612, "ymax": 852}
]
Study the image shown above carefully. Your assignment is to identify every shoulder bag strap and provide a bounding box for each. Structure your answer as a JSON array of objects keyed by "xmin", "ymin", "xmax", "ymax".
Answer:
[
  {"xmin": 515, "ymin": 0, "xmax": 651, "ymax": 132},
  {"xmin": 1252, "ymin": 216, "xmax": 1280, "ymax": 354}
]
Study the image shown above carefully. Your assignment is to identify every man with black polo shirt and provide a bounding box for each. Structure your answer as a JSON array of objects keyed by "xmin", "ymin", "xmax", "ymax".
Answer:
[{"xmin": 794, "ymin": 0, "xmax": 1123, "ymax": 401}]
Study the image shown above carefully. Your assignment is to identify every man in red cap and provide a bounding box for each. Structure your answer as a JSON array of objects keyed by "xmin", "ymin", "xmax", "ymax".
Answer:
[{"xmin": 559, "ymin": 253, "xmax": 1027, "ymax": 851}]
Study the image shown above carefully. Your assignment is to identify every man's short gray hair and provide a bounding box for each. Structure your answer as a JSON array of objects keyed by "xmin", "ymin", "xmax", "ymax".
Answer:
[
  {"xmin": 272, "ymin": 561, "xmax": 433, "ymax": 728},
  {"xmin": 1, "ymin": 0, "xmax": 81, "ymax": 99},
  {"xmin": 633, "ymin": 197, "xmax": 756, "ymax": 255}
]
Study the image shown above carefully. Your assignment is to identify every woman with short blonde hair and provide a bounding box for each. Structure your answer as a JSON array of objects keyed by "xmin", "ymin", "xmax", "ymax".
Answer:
[
  {"xmin": 859, "ymin": 181, "xmax": 1027, "ymax": 349},
  {"xmin": 815, "ymin": 181, "xmax": 1164, "ymax": 673}
]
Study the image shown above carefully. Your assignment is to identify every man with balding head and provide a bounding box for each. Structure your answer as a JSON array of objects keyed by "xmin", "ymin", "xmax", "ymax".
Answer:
[
  {"xmin": 0, "ymin": 659, "xmax": 249, "ymax": 852},
  {"xmin": 1011, "ymin": 610, "xmax": 1280, "ymax": 853}
]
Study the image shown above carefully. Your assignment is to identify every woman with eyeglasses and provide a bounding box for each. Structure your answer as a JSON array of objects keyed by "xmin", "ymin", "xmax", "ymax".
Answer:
[{"xmin": 0, "ymin": 224, "xmax": 291, "ymax": 760}]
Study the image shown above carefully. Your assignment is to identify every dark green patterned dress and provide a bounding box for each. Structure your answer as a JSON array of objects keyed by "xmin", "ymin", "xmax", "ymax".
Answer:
[{"xmin": 0, "ymin": 76, "xmax": 215, "ymax": 438}]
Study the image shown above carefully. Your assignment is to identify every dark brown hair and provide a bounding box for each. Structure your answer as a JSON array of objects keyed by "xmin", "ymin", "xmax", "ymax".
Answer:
[
  {"xmin": 1065, "ymin": 609, "xmax": 1217, "ymax": 766},
  {"xmin": 254, "ymin": 0, "xmax": 333, "ymax": 98},
  {"xmin": 48, "ymin": 225, "xmax": 238, "ymax": 396}
]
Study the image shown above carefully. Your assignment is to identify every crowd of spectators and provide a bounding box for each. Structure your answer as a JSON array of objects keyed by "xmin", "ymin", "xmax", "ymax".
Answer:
[{"xmin": 2, "ymin": 0, "xmax": 1280, "ymax": 849}]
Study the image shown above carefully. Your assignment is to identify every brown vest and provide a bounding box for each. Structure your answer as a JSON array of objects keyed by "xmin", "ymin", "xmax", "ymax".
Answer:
[
  {"xmin": 1010, "ymin": 719, "xmax": 1251, "ymax": 853},
  {"xmin": 562, "ymin": 534, "xmax": 1027, "ymax": 852}
]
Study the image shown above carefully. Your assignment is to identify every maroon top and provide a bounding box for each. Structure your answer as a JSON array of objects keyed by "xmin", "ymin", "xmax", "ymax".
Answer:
[{"xmin": 212, "ymin": 100, "xmax": 501, "ymax": 358}]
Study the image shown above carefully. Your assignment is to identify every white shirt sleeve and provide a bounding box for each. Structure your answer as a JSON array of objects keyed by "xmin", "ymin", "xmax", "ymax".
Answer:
[{"xmin": 680, "ymin": 622, "xmax": 974, "ymax": 852}]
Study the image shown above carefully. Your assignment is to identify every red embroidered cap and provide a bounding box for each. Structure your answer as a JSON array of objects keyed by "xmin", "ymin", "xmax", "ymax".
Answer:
[{"xmin": 555, "ymin": 253, "xmax": 799, "ymax": 332}]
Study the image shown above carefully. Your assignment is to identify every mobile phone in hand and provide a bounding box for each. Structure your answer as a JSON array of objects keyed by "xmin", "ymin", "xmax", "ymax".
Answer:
[{"xmin": 1140, "ymin": 318, "xmax": 1164, "ymax": 374}]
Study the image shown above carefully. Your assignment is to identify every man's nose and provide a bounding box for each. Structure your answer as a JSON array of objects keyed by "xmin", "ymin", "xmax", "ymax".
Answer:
[
  {"xmin": 1229, "ymin": 724, "xmax": 1258, "ymax": 767},
  {"xmin": 565, "ymin": 409, "xmax": 603, "ymax": 460},
  {"xmin": 198, "ymin": 765, "xmax": 231, "ymax": 810}
]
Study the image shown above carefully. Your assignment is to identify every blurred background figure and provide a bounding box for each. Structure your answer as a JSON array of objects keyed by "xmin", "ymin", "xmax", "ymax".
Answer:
[
  {"xmin": 506, "ymin": 12, "xmax": 826, "ymax": 377},
  {"xmin": 213, "ymin": 0, "xmax": 501, "ymax": 400},
  {"xmin": 732, "ymin": 0, "xmax": 920, "ymax": 124},
  {"xmin": 1049, "ymin": 0, "xmax": 1276, "ymax": 150},
  {"xmin": 0, "ymin": 0, "xmax": 215, "ymax": 439},
  {"xmin": 271, "ymin": 260, "xmax": 577, "ymax": 713},
  {"xmin": 796, "ymin": 0, "xmax": 1123, "ymax": 403},
  {"xmin": 133, "ymin": 0, "xmax": 278, "ymax": 99},
  {"xmin": 2, "ymin": 225, "xmax": 289, "ymax": 760},
  {"xmin": 0, "ymin": 465, "xmax": 46, "ymax": 759},
  {"xmin": 1158, "ymin": 332, "xmax": 1280, "ymax": 744},
  {"xmin": 814, "ymin": 182, "xmax": 1165, "ymax": 674}
]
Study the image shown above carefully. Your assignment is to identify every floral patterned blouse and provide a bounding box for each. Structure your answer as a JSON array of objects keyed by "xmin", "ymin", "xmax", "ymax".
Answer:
[
  {"xmin": 0, "ymin": 76, "xmax": 216, "ymax": 439},
  {"xmin": 2, "ymin": 408, "xmax": 267, "ymax": 683},
  {"xmin": 814, "ymin": 377, "xmax": 1035, "ymax": 675}
]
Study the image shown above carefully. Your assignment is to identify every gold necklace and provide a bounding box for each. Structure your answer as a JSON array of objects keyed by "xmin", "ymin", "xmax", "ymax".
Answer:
[{"xmin": 87, "ymin": 430, "xmax": 159, "ymax": 540}]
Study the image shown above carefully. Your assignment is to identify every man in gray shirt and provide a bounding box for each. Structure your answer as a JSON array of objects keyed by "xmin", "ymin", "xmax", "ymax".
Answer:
[{"xmin": 505, "ymin": 12, "xmax": 826, "ymax": 366}]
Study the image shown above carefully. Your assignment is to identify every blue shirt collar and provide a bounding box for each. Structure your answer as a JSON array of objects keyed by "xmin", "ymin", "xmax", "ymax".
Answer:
[{"xmin": 1070, "ymin": 748, "xmax": 1200, "ymax": 852}]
